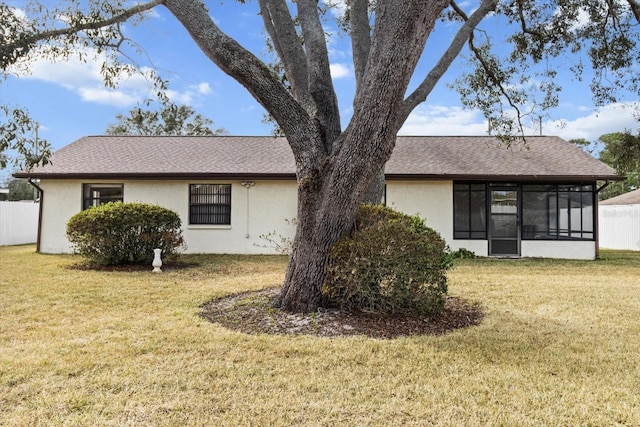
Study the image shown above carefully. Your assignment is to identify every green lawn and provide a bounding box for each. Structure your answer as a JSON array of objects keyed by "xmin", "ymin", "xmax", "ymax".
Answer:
[{"xmin": 1, "ymin": 245, "xmax": 639, "ymax": 426}]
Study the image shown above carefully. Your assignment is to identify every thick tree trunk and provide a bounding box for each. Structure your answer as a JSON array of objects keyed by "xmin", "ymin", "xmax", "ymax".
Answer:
[
  {"xmin": 362, "ymin": 168, "xmax": 386, "ymax": 204},
  {"xmin": 275, "ymin": 167, "xmax": 361, "ymax": 312},
  {"xmin": 274, "ymin": 0, "xmax": 449, "ymax": 313},
  {"xmin": 276, "ymin": 169, "xmax": 385, "ymax": 312}
]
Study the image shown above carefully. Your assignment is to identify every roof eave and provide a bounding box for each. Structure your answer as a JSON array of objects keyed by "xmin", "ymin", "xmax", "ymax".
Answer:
[
  {"xmin": 384, "ymin": 174, "xmax": 625, "ymax": 182},
  {"xmin": 14, "ymin": 172, "xmax": 624, "ymax": 182},
  {"xmin": 12, "ymin": 172, "xmax": 298, "ymax": 180}
]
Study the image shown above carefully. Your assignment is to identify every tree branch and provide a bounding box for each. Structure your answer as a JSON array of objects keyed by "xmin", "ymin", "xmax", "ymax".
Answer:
[
  {"xmin": 515, "ymin": 0, "xmax": 545, "ymax": 38},
  {"xmin": 400, "ymin": 0, "xmax": 497, "ymax": 122},
  {"xmin": 1, "ymin": 0, "xmax": 163, "ymax": 69},
  {"xmin": 258, "ymin": 0, "xmax": 312, "ymax": 109},
  {"xmin": 163, "ymin": 0, "xmax": 321, "ymax": 164},
  {"xmin": 349, "ymin": 0, "xmax": 371, "ymax": 99},
  {"xmin": 297, "ymin": 0, "xmax": 341, "ymax": 145},
  {"xmin": 627, "ymin": 0, "xmax": 640, "ymax": 23},
  {"xmin": 468, "ymin": 34, "xmax": 527, "ymax": 134}
]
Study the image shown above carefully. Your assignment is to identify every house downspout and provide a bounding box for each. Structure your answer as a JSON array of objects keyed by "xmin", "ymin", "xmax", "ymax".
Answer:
[
  {"xmin": 27, "ymin": 178, "xmax": 43, "ymax": 253},
  {"xmin": 594, "ymin": 180, "xmax": 612, "ymax": 260},
  {"xmin": 241, "ymin": 181, "xmax": 255, "ymax": 238}
]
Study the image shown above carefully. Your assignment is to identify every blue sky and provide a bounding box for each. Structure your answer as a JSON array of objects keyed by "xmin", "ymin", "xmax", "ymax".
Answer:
[{"xmin": 3, "ymin": 0, "xmax": 640, "ymax": 177}]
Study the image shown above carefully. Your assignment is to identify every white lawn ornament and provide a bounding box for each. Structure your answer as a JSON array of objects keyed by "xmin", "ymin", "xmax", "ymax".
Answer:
[{"xmin": 152, "ymin": 248, "xmax": 163, "ymax": 273}]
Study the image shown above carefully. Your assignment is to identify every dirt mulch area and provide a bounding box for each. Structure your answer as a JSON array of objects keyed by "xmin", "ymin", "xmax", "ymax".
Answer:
[{"xmin": 200, "ymin": 288, "xmax": 483, "ymax": 339}]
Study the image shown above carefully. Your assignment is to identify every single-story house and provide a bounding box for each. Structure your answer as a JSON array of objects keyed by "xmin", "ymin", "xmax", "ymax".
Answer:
[
  {"xmin": 599, "ymin": 188, "xmax": 640, "ymax": 251},
  {"xmin": 15, "ymin": 135, "xmax": 622, "ymax": 259}
]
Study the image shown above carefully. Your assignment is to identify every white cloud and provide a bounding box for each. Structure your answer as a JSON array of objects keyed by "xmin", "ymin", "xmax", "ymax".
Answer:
[
  {"xmin": 399, "ymin": 102, "xmax": 640, "ymax": 143},
  {"xmin": 14, "ymin": 48, "xmax": 213, "ymax": 108},
  {"xmin": 399, "ymin": 105, "xmax": 489, "ymax": 135},
  {"xmin": 553, "ymin": 6, "xmax": 590, "ymax": 32},
  {"xmin": 543, "ymin": 103, "xmax": 640, "ymax": 142},
  {"xmin": 330, "ymin": 63, "xmax": 352, "ymax": 79},
  {"xmin": 197, "ymin": 82, "xmax": 212, "ymax": 95},
  {"xmin": 77, "ymin": 87, "xmax": 138, "ymax": 107},
  {"xmin": 26, "ymin": 56, "xmax": 104, "ymax": 87},
  {"xmin": 17, "ymin": 51, "xmax": 149, "ymax": 107},
  {"xmin": 323, "ymin": 0, "xmax": 347, "ymax": 18},
  {"xmin": 166, "ymin": 82, "xmax": 215, "ymax": 105}
]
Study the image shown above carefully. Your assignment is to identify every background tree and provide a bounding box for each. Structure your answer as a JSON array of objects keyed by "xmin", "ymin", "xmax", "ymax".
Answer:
[
  {"xmin": 2, "ymin": 1, "xmax": 640, "ymax": 312},
  {"xmin": 569, "ymin": 138, "xmax": 597, "ymax": 156},
  {"xmin": 0, "ymin": 178, "xmax": 36, "ymax": 201},
  {"xmin": 0, "ymin": 106, "xmax": 51, "ymax": 172},
  {"xmin": 598, "ymin": 131, "xmax": 640, "ymax": 200},
  {"xmin": 106, "ymin": 103, "xmax": 227, "ymax": 136}
]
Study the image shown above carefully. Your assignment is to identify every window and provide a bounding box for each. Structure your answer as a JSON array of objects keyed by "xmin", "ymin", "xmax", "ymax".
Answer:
[
  {"xmin": 189, "ymin": 184, "xmax": 231, "ymax": 225},
  {"xmin": 454, "ymin": 182, "xmax": 595, "ymax": 242},
  {"xmin": 453, "ymin": 183, "xmax": 487, "ymax": 239},
  {"xmin": 521, "ymin": 184, "xmax": 594, "ymax": 240},
  {"xmin": 82, "ymin": 184, "xmax": 123, "ymax": 210}
]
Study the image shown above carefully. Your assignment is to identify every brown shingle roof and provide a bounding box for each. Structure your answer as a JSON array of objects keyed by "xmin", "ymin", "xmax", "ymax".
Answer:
[
  {"xmin": 15, "ymin": 135, "xmax": 621, "ymax": 181},
  {"xmin": 600, "ymin": 188, "xmax": 640, "ymax": 205}
]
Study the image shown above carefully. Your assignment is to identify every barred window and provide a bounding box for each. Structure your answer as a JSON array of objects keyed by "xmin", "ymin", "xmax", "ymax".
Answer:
[
  {"xmin": 82, "ymin": 184, "xmax": 123, "ymax": 210},
  {"xmin": 189, "ymin": 184, "xmax": 231, "ymax": 225}
]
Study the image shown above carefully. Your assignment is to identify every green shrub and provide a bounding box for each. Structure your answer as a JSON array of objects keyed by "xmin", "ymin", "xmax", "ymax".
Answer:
[
  {"xmin": 322, "ymin": 204, "xmax": 452, "ymax": 315},
  {"xmin": 450, "ymin": 247, "xmax": 477, "ymax": 259},
  {"xmin": 66, "ymin": 202, "xmax": 185, "ymax": 266}
]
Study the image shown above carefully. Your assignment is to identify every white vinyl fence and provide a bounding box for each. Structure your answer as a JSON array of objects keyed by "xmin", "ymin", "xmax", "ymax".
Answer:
[
  {"xmin": 0, "ymin": 201, "xmax": 39, "ymax": 246},
  {"xmin": 599, "ymin": 204, "xmax": 640, "ymax": 251}
]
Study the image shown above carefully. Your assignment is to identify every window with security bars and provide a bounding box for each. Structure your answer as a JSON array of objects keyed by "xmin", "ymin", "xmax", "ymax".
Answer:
[
  {"xmin": 189, "ymin": 184, "xmax": 231, "ymax": 225},
  {"xmin": 82, "ymin": 184, "xmax": 123, "ymax": 210}
]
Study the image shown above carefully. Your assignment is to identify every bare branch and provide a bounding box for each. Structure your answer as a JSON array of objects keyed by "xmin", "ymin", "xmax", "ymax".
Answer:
[
  {"xmin": 401, "ymin": 0, "xmax": 497, "ymax": 122},
  {"xmin": 258, "ymin": 0, "xmax": 312, "ymax": 108},
  {"xmin": 349, "ymin": 0, "xmax": 371, "ymax": 98},
  {"xmin": 163, "ymin": 0, "xmax": 321, "ymax": 164},
  {"xmin": 297, "ymin": 0, "xmax": 341, "ymax": 144}
]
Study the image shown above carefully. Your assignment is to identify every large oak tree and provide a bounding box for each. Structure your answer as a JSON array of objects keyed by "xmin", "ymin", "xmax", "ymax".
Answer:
[{"xmin": 2, "ymin": 0, "xmax": 640, "ymax": 312}]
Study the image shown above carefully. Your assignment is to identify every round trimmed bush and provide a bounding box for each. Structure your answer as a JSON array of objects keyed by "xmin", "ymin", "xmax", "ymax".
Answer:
[
  {"xmin": 66, "ymin": 202, "xmax": 185, "ymax": 266},
  {"xmin": 322, "ymin": 204, "xmax": 452, "ymax": 315}
]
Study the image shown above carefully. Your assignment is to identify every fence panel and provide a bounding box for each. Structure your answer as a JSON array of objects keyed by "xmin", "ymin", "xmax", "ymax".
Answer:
[
  {"xmin": 0, "ymin": 201, "xmax": 39, "ymax": 246},
  {"xmin": 599, "ymin": 205, "xmax": 640, "ymax": 251}
]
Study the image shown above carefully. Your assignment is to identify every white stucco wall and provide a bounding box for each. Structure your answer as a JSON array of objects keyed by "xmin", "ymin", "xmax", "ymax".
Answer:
[
  {"xmin": 386, "ymin": 181, "xmax": 492, "ymax": 256},
  {"xmin": 39, "ymin": 180, "xmax": 82, "ymax": 253},
  {"xmin": 37, "ymin": 178, "xmax": 597, "ymax": 259},
  {"xmin": 521, "ymin": 240, "xmax": 596, "ymax": 260},
  {"xmin": 386, "ymin": 180, "xmax": 453, "ymax": 241},
  {"xmin": 38, "ymin": 179, "xmax": 298, "ymax": 255}
]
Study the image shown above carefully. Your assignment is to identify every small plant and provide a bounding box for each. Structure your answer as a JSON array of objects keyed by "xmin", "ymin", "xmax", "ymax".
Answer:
[
  {"xmin": 66, "ymin": 202, "xmax": 185, "ymax": 266},
  {"xmin": 450, "ymin": 248, "xmax": 477, "ymax": 259},
  {"xmin": 322, "ymin": 204, "xmax": 452, "ymax": 316},
  {"xmin": 255, "ymin": 218, "xmax": 297, "ymax": 255}
]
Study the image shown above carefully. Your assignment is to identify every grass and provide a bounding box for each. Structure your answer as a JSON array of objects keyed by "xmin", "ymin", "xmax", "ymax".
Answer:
[{"xmin": 1, "ymin": 245, "xmax": 639, "ymax": 426}]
